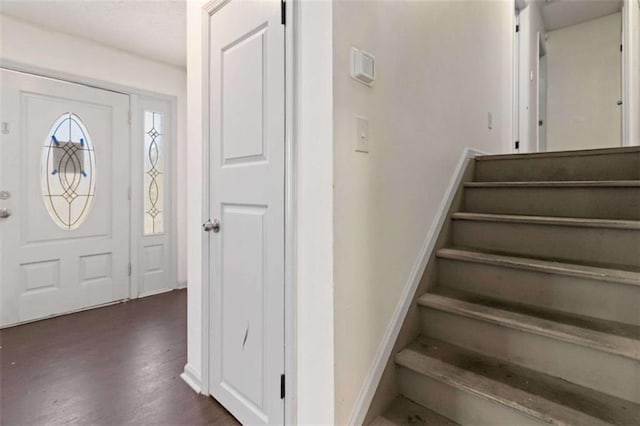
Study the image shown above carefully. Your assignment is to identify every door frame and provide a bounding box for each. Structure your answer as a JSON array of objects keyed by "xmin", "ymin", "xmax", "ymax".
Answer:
[
  {"xmin": 199, "ymin": 0, "xmax": 297, "ymax": 423},
  {"xmin": 0, "ymin": 62, "xmax": 180, "ymax": 304},
  {"xmin": 516, "ymin": 4, "xmax": 531, "ymax": 153},
  {"xmin": 513, "ymin": 10, "xmax": 521, "ymax": 153},
  {"xmin": 536, "ymin": 31, "xmax": 547, "ymax": 152}
]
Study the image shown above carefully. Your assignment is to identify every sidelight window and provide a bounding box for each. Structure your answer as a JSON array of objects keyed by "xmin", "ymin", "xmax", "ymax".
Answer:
[{"xmin": 143, "ymin": 111, "xmax": 164, "ymax": 235}]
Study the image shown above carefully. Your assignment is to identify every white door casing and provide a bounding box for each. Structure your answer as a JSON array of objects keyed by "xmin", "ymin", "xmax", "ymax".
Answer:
[
  {"xmin": 518, "ymin": 6, "xmax": 531, "ymax": 153},
  {"xmin": 537, "ymin": 32, "xmax": 547, "ymax": 152},
  {"xmin": 513, "ymin": 11, "xmax": 521, "ymax": 153},
  {"xmin": 0, "ymin": 70, "xmax": 130, "ymax": 327},
  {"xmin": 206, "ymin": 0, "xmax": 285, "ymax": 424}
]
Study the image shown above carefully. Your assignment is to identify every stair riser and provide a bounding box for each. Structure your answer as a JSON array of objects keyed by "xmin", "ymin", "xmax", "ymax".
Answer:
[
  {"xmin": 474, "ymin": 152, "xmax": 640, "ymax": 182},
  {"xmin": 464, "ymin": 187, "xmax": 640, "ymax": 220},
  {"xmin": 420, "ymin": 308, "xmax": 640, "ymax": 403},
  {"xmin": 396, "ymin": 367, "xmax": 546, "ymax": 426},
  {"xmin": 437, "ymin": 258, "xmax": 640, "ymax": 325},
  {"xmin": 452, "ymin": 221, "xmax": 640, "ymax": 269}
]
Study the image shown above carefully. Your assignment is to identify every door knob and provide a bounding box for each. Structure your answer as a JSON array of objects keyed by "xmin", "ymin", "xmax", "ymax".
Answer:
[
  {"xmin": 203, "ymin": 219, "xmax": 220, "ymax": 233},
  {"xmin": 0, "ymin": 208, "xmax": 11, "ymax": 219},
  {"xmin": 617, "ymin": 100, "xmax": 623, "ymax": 106}
]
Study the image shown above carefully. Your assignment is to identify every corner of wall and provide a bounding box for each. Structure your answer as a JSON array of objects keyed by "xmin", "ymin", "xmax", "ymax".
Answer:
[
  {"xmin": 185, "ymin": 0, "xmax": 208, "ymax": 386},
  {"xmin": 295, "ymin": 0, "xmax": 336, "ymax": 424}
]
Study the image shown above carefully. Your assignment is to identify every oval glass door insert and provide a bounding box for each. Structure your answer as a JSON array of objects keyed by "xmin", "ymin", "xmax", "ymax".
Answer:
[{"xmin": 41, "ymin": 113, "xmax": 96, "ymax": 230}]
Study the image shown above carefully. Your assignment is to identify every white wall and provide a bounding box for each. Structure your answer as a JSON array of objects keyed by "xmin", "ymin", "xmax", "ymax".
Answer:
[
  {"xmin": 294, "ymin": 1, "xmax": 335, "ymax": 423},
  {"xmin": 546, "ymin": 13, "xmax": 622, "ymax": 151},
  {"xmin": 185, "ymin": 1, "xmax": 335, "ymax": 423},
  {"xmin": 332, "ymin": 1, "xmax": 513, "ymax": 424},
  {"xmin": 0, "ymin": 14, "xmax": 189, "ymax": 285}
]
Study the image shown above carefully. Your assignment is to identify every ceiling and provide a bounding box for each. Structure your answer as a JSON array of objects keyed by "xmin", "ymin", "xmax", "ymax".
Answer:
[
  {"xmin": 0, "ymin": 0, "xmax": 186, "ymax": 68},
  {"xmin": 540, "ymin": 0, "xmax": 623, "ymax": 31}
]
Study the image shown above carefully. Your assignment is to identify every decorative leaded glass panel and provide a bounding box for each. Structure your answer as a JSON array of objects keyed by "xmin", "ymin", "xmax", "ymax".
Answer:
[
  {"xmin": 144, "ymin": 111, "xmax": 164, "ymax": 234},
  {"xmin": 41, "ymin": 113, "xmax": 96, "ymax": 230}
]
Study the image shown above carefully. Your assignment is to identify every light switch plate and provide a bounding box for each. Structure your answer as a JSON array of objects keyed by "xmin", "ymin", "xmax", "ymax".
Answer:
[{"xmin": 355, "ymin": 116, "xmax": 369, "ymax": 153}]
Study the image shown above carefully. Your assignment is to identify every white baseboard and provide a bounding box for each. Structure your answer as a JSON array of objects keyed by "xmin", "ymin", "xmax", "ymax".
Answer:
[
  {"xmin": 181, "ymin": 363, "xmax": 202, "ymax": 394},
  {"xmin": 177, "ymin": 281, "xmax": 188, "ymax": 289},
  {"xmin": 348, "ymin": 147, "xmax": 485, "ymax": 425}
]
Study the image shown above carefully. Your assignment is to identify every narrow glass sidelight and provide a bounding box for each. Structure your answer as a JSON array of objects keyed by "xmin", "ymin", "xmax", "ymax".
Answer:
[
  {"xmin": 41, "ymin": 113, "xmax": 96, "ymax": 230},
  {"xmin": 144, "ymin": 111, "xmax": 164, "ymax": 235}
]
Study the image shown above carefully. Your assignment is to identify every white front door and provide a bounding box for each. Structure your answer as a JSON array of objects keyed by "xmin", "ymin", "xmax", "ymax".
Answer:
[
  {"xmin": 0, "ymin": 70, "xmax": 130, "ymax": 327},
  {"xmin": 206, "ymin": 0, "xmax": 285, "ymax": 424}
]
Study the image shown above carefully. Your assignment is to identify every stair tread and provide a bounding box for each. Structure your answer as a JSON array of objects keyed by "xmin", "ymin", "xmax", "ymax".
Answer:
[
  {"xmin": 437, "ymin": 248, "xmax": 640, "ymax": 286},
  {"xmin": 418, "ymin": 289, "xmax": 640, "ymax": 360},
  {"xmin": 371, "ymin": 396, "xmax": 459, "ymax": 426},
  {"xmin": 396, "ymin": 336, "xmax": 640, "ymax": 426},
  {"xmin": 476, "ymin": 146, "xmax": 640, "ymax": 161},
  {"xmin": 445, "ymin": 245, "xmax": 640, "ymax": 274},
  {"xmin": 465, "ymin": 180, "xmax": 640, "ymax": 188},
  {"xmin": 451, "ymin": 212, "xmax": 640, "ymax": 229}
]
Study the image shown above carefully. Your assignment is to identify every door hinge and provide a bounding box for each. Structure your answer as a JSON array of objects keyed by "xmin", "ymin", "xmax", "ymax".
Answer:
[
  {"xmin": 281, "ymin": 0, "xmax": 286, "ymax": 25},
  {"xmin": 128, "ymin": 262, "xmax": 132, "ymax": 276},
  {"xmin": 515, "ymin": 141, "xmax": 520, "ymax": 150},
  {"xmin": 620, "ymin": 43, "xmax": 623, "ymax": 52},
  {"xmin": 515, "ymin": 24, "xmax": 519, "ymax": 32},
  {"xmin": 280, "ymin": 374, "xmax": 285, "ymax": 399}
]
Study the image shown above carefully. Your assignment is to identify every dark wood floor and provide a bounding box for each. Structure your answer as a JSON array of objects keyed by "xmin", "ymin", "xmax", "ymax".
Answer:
[{"xmin": 0, "ymin": 289, "xmax": 239, "ymax": 425}]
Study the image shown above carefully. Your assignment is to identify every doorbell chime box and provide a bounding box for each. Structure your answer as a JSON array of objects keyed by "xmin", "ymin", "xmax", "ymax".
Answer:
[{"xmin": 351, "ymin": 47, "xmax": 375, "ymax": 86}]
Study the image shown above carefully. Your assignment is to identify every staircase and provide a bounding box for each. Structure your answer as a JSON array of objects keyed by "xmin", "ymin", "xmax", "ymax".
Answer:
[{"xmin": 374, "ymin": 147, "xmax": 640, "ymax": 425}]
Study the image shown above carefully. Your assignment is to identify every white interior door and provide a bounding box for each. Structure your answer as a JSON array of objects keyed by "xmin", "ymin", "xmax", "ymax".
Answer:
[
  {"xmin": 206, "ymin": 0, "xmax": 285, "ymax": 424},
  {"xmin": 0, "ymin": 69, "xmax": 130, "ymax": 327}
]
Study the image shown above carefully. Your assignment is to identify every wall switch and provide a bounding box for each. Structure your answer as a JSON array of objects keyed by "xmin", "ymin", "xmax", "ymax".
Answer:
[{"xmin": 355, "ymin": 116, "xmax": 369, "ymax": 153}]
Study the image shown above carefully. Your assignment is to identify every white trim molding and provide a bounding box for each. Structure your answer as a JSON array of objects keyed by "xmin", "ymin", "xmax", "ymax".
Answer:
[
  {"xmin": 181, "ymin": 364, "xmax": 202, "ymax": 394},
  {"xmin": 348, "ymin": 147, "xmax": 486, "ymax": 426}
]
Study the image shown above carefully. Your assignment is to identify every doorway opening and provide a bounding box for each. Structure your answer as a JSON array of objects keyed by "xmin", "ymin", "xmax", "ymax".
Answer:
[{"xmin": 513, "ymin": 0, "xmax": 637, "ymax": 153}]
